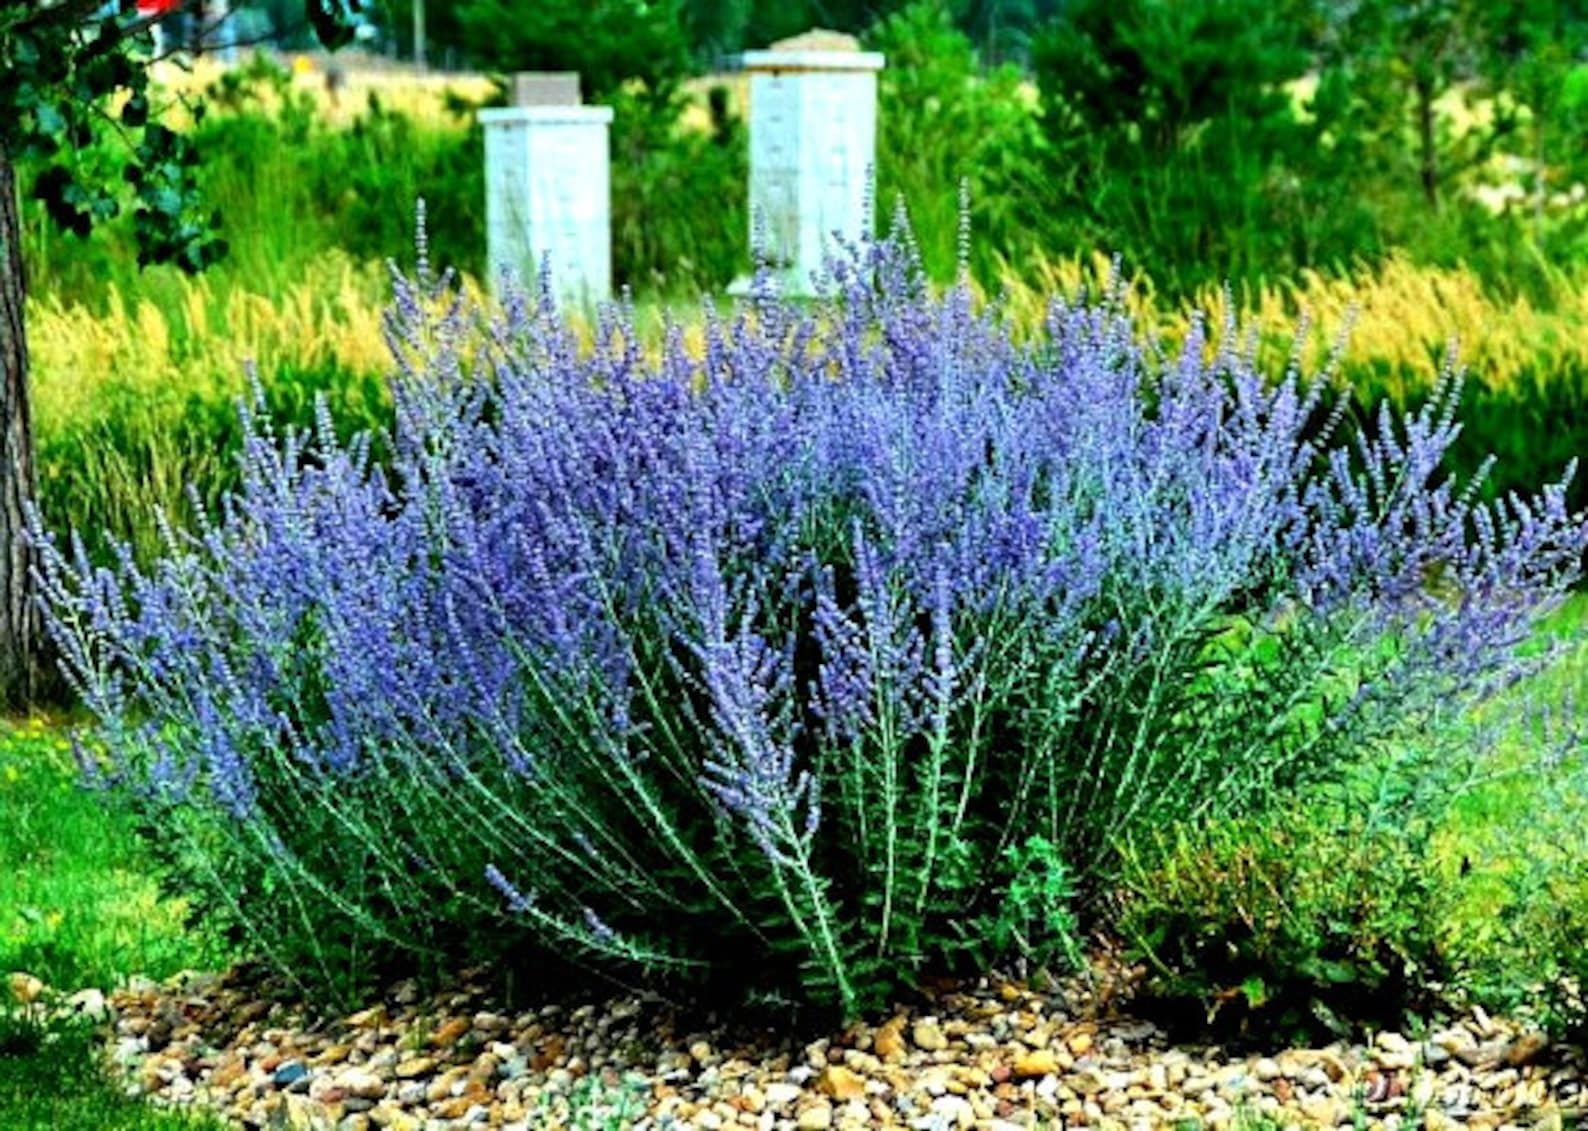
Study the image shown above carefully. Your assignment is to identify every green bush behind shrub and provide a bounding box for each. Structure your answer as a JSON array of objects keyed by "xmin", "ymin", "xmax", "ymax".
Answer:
[
  {"xmin": 1116, "ymin": 787, "xmax": 1456, "ymax": 1041},
  {"xmin": 1115, "ymin": 602, "xmax": 1588, "ymax": 1040}
]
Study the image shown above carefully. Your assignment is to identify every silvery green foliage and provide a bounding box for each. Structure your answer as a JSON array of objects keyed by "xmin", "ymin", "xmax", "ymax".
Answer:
[{"xmin": 33, "ymin": 234, "xmax": 1587, "ymax": 1015}]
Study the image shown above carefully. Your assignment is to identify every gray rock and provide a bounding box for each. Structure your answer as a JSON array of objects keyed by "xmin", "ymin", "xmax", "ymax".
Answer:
[{"xmin": 273, "ymin": 1060, "xmax": 311, "ymax": 1091}]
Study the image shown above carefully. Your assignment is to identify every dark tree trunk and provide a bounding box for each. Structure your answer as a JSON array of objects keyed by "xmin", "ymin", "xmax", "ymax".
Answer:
[
  {"xmin": 1415, "ymin": 75, "xmax": 1439, "ymax": 209},
  {"xmin": 0, "ymin": 153, "xmax": 42, "ymax": 708}
]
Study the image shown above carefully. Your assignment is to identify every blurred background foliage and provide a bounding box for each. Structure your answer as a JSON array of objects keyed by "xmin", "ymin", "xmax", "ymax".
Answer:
[{"xmin": 50, "ymin": 0, "xmax": 1588, "ymax": 301}]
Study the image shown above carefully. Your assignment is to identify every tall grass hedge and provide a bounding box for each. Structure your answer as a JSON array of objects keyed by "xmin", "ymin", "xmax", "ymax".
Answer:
[{"xmin": 35, "ymin": 236, "xmax": 1587, "ymax": 1017}]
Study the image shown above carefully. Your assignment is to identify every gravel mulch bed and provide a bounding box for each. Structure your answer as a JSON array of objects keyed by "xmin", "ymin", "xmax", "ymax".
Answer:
[{"xmin": 23, "ymin": 964, "xmax": 1585, "ymax": 1130}]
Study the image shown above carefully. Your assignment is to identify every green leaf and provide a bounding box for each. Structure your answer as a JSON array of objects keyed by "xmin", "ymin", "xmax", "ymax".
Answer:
[
  {"xmin": 1240, "ymin": 974, "xmax": 1268, "ymax": 1008},
  {"xmin": 145, "ymin": 186, "xmax": 184, "ymax": 218},
  {"xmin": 11, "ymin": 31, "xmax": 39, "ymax": 68},
  {"xmin": 33, "ymin": 102, "xmax": 67, "ymax": 138},
  {"xmin": 31, "ymin": 165, "xmax": 92, "ymax": 237},
  {"xmin": 1563, "ymin": 65, "xmax": 1588, "ymax": 113}
]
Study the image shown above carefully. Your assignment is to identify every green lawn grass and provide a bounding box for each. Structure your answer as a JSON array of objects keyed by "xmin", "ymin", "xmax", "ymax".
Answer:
[
  {"xmin": 0, "ymin": 1010, "xmax": 223, "ymax": 1131},
  {"xmin": 0, "ymin": 717, "xmax": 218, "ymax": 989},
  {"xmin": 1429, "ymin": 594, "xmax": 1588, "ymax": 1005},
  {"xmin": 1439, "ymin": 593, "xmax": 1588, "ymax": 851},
  {"xmin": 0, "ymin": 718, "xmax": 222, "ymax": 1131}
]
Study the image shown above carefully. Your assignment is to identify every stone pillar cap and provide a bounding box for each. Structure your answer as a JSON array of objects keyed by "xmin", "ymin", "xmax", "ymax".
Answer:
[
  {"xmin": 479, "ymin": 106, "xmax": 615, "ymax": 126},
  {"xmin": 511, "ymin": 71, "xmax": 581, "ymax": 106},
  {"xmin": 740, "ymin": 49, "xmax": 884, "ymax": 72}
]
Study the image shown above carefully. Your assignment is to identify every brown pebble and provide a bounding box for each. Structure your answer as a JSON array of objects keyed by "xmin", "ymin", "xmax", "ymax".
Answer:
[
  {"xmin": 393, "ymin": 1057, "xmax": 436, "ymax": 1079},
  {"xmin": 1506, "ymin": 1032, "xmax": 1550, "ymax": 1069},
  {"xmin": 430, "ymin": 1017, "xmax": 470, "ymax": 1047}
]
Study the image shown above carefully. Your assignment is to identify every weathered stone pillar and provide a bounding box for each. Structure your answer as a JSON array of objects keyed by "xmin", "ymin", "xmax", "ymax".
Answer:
[
  {"xmin": 740, "ymin": 35, "xmax": 885, "ymax": 294},
  {"xmin": 480, "ymin": 81, "xmax": 612, "ymax": 308}
]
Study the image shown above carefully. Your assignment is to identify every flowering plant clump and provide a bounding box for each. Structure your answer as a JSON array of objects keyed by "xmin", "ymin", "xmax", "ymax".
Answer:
[{"xmin": 35, "ymin": 235, "xmax": 1587, "ymax": 1016}]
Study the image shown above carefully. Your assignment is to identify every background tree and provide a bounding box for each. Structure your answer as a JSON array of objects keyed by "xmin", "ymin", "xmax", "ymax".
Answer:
[
  {"xmin": 1476, "ymin": 0, "xmax": 1588, "ymax": 235},
  {"xmin": 1323, "ymin": 0, "xmax": 1512, "ymax": 211},
  {"xmin": 950, "ymin": 0, "xmax": 1051, "ymax": 65},
  {"xmin": 679, "ymin": 0, "xmax": 752, "ymax": 66},
  {"xmin": 451, "ymin": 0, "xmax": 691, "ymax": 104},
  {"xmin": 1030, "ymin": 0, "xmax": 1362, "ymax": 291},
  {"xmin": 1034, "ymin": 0, "xmax": 1313, "ymax": 160},
  {"xmin": 0, "ymin": 0, "xmax": 356, "ymax": 706},
  {"xmin": 865, "ymin": 1, "xmax": 1050, "ymax": 276}
]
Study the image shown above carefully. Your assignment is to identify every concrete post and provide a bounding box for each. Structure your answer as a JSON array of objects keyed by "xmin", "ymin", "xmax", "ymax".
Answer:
[
  {"xmin": 480, "ymin": 104, "xmax": 614, "ymax": 309},
  {"xmin": 740, "ymin": 46, "xmax": 885, "ymax": 294}
]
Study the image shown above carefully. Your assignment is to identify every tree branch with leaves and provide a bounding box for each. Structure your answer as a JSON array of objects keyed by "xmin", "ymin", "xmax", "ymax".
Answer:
[{"xmin": 0, "ymin": 0, "xmax": 359, "ymax": 705}]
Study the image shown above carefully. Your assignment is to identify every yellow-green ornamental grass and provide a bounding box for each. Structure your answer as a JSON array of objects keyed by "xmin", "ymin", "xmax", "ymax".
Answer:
[
  {"xmin": 994, "ymin": 251, "xmax": 1588, "ymax": 402},
  {"xmin": 28, "ymin": 252, "xmax": 389, "ymax": 431},
  {"xmin": 27, "ymin": 255, "xmax": 395, "ymax": 562},
  {"xmin": 29, "ymin": 249, "xmax": 1588, "ymax": 426}
]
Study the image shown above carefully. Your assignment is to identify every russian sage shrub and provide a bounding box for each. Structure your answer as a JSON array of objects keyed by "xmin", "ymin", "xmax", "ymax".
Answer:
[{"xmin": 34, "ymin": 237, "xmax": 1587, "ymax": 1016}]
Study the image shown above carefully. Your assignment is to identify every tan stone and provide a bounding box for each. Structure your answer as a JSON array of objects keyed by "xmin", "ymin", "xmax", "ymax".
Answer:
[
  {"xmin": 346, "ymin": 1007, "xmax": 386, "ymax": 1030},
  {"xmin": 365, "ymin": 1103, "xmax": 419, "ymax": 1131},
  {"xmin": 912, "ymin": 1020, "xmax": 949, "ymax": 1052},
  {"xmin": 332, "ymin": 1068, "xmax": 385, "ymax": 1101},
  {"xmin": 1278, "ymin": 1048, "xmax": 1350, "ymax": 1084},
  {"xmin": 796, "ymin": 1103, "xmax": 834, "ymax": 1130},
  {"xmin": 424, "ymin": 1068, "xmax": 463, "ymax": 1103},
  {"xmin": 1532, "ymin": 1107, "xmax": 1565, "ymax": 1131},
  {"xmin": 8, "ymin": 972, "xmax": 43, "ymax": 1005},
  {"xmin": 768, "ymin": 28, "xmax": 860, "ymax": 53},
  {"xmin": 209, "ymin": 1057, "xmax": 248, "ymax": 1090},
  {"xmin": 1012, "ymin": 1049, "xmax": 1060, "ymax": 1080},
  {"xmin": 874, "ymin": 1017, "xmax": 907, "ymax": 1063},
  {"xmin": 817, "ymin": 1065, "xmax": 866, "ymax": 1101},
  {"xmin": 392, "ymin": 1057, "xmax": 435, "ymax": 1079},
  {"xmin": 1504, "ymin": 1031, "xmax": 1549, "ymax": 1068},
  {"xmin": 430, "ymin": 1095, "xmax": 477, "ymax": 1120},
  {"xmin": 65, "ymin": 987, "xmax": 111, "ymax": 1024},
  {"xmin": 1069, "ymin": 1066, "xmax": 1108, "ymax": 1096},
  {"xmin": 1299, "ymin": 1095, "xmax": 1342, "ymax": 1127}
]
